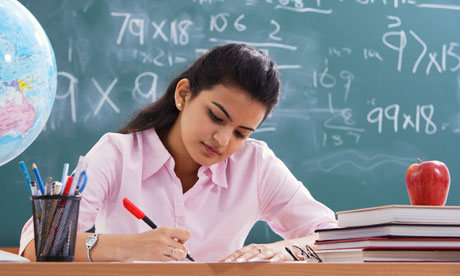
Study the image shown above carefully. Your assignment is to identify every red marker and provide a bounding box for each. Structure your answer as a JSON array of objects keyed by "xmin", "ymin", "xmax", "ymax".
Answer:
[
  {"xmin": 122, "ymin": 197, "xmax": 157, "ymax": 228},
  {"xmin": 122, "ymin": 197, "xmax": 195, "ymax": 262},
  {"xmin": 62, "ymin": 176, "xmax": 74, "ymax": 196}
]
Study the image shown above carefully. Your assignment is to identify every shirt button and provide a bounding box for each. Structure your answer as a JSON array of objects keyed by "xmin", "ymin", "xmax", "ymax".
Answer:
[{"xmin": 177, "ymin": 217, "xmax": 185, "ymax": 227}]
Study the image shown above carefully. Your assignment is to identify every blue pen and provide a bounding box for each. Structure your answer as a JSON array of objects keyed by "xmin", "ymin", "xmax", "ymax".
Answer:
[
  {"xmin": 19, "ymin": 161, "xmax": 33, "ymax": 195},
  {"xmin": 31, "ymin": 163, "xmax": 45, "ymax": 195}
]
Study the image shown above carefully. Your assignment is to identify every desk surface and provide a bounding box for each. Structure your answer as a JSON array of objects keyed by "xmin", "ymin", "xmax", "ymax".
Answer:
[{"xmin": 1, "ymin": 262, "xmax": 460, "ymax": 276}]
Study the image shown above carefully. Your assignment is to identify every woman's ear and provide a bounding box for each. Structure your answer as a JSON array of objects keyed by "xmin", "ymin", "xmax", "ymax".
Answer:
[{"xmin": 174, "ymin": 78, "xmax": 191, "ymax": 111}]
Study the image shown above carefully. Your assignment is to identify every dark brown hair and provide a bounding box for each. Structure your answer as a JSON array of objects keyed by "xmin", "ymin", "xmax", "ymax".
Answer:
[{"xmin": 118, "ymin": 43, "xmax": 280, "ymax": 136}]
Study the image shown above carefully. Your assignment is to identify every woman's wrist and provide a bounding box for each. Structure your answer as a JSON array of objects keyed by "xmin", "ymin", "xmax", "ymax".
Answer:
[{"xmin": 89, "ymin": 233, "xmax": 128, "ymax": 262}]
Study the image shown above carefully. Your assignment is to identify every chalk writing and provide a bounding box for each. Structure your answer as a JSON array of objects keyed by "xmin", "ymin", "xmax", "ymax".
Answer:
[
  {"xmin": 367, "ymin": 103, "xmax": 437, "ymax": 134},
  {"xmin": 111, "ymin": 12, "xmax": 193, "ymax": 46},
  {"xmin": 382, "ymin": 16, "xmax": 460, "ymax": 74},
  {"xmin": 356, "ymin": 0, "xmax": 416, "ymax": 8}
]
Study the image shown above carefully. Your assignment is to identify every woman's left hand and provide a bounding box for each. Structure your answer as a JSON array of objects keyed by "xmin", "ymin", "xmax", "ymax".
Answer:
[{"xmin": 220, "ymin": 242, "xmax": 291, "ymax": 262}]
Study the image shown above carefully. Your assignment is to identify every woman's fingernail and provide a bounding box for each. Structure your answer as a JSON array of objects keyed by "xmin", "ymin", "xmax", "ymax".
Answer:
[{"xmin": 236, "ymin": 257, "xmax": 246, "ymax": 262}]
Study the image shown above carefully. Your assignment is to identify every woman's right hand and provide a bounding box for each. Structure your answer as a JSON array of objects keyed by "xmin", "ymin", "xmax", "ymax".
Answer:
[
  {"xmin": 121, "ymin": 226, "xmax": 191, "ymax": 262},
  {"xmin": 23, "ymin": 227, "xmax": 192, "ymax": 262}
]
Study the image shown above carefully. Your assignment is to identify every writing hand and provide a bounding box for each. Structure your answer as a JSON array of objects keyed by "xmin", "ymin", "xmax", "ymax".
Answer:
[{"xmin": 123, "ymin": 226, "xmax": 191, "ymax": 262}]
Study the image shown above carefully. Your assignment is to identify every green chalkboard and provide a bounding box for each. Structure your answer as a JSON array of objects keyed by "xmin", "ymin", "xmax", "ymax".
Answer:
[{"xmin": 1, "ymin": 0, "xmax": 460, "ymax": 247}]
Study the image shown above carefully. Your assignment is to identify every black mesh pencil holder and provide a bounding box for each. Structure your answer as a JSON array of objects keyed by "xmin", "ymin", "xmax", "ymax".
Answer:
[{"xmin": 31, "ymin": 195, "xmax": 81, "ymax": 262}]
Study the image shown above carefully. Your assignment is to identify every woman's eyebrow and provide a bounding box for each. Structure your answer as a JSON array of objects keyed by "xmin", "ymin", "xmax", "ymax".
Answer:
[
  {"xmin": 211, "ymin": 101, "xmax": 232, "ymax": 121},
  {"xmin": 239, "ymin": 125, "xmax": 255, "ymax": 132},
  {"xmin": 211, "ymin": 101, "xmax": 255, "ymax": 132}
]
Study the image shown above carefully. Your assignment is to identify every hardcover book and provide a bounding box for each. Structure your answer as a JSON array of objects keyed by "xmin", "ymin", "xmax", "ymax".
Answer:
[
  {"xmin": 337, "ymin": 205, "xmax": 460, "ymax": 227},
  {"xmin": 315, "ymin": 223, "xmax": 460, "ymax": 241},
  {"xmin": 316, "ymin": 237, "xmax": 460, "ymax": 250},
  {"xmin": 316, "ymin": 248, "xmax": 460, "ymax": 263}
]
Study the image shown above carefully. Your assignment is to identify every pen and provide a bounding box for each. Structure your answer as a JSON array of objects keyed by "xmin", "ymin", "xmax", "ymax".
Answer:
[
  {"xmin": 60, "ymin": 163, "xmax": 69, "ymax": 186},
  {"xmin": 31, "ymin": 163, "xmax": 45, "ymax": 195},
  {"xmin": 122, "ymin": 197, "xmax": 195, "ymax": 262},
  {"xmin": 19, "ymin": 161, "xmax": 32, "ymax": 195},
  {"xmin": 30, "ymin": 181, "xmax": 42, "ymax": 213},
  {"xmin": 51, "ymin": 181, "xmax": 63, "ymax": 195},
  {"xmin": 30, "ymin": 181, "xmax": 39, "ymax": 197},
  {"xmin": 45, "ymin": 177, "xmax": 53, "ymax": 195}
]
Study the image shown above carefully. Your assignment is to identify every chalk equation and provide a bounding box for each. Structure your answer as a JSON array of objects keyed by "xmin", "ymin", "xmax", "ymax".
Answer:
[{"xmin": 43, "ymin": 0, "xmax": 460, "ymax": 150}]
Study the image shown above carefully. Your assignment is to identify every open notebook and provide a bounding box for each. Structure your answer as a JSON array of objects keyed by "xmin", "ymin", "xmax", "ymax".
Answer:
[{"xmin": 0, "ymin": 250, "xmax": 30, "ymax": 262}]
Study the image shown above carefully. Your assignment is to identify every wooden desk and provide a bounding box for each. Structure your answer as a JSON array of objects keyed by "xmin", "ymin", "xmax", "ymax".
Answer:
[{"xmin": 0, "ymin": 262, "xmax": 459, "ymax": 276}]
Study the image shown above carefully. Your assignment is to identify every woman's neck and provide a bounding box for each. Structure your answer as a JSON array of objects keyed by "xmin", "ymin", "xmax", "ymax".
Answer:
[{"xmin": 160, "ymin": 122, "xmax": 200, "ymax": 183}]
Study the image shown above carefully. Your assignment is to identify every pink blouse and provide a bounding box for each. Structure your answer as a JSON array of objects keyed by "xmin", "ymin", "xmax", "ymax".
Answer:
[{"xmin": 20, "ymin": 128, "xmax": 337, "ymax": 261}]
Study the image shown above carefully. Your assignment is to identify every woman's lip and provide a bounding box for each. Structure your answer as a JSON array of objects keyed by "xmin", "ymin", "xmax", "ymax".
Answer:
[{"xmin": 202, "ymin": 142, "xmax": 220, "ymax": 156}]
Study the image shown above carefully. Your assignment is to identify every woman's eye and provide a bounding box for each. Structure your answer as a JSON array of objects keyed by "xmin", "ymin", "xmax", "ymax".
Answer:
[
  {"xmin": 209, "ymin": 110, "xmax": 223, "ymax": 123},
  {"xmin": 234, "ymin": 130, "xmax": 245, "ymax": 139}
]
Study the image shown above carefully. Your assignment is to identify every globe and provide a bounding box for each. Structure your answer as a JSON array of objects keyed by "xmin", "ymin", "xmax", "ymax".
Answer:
[{"xmin": 0, "ymin": 0, "xmax": 57, "ymax": 166}]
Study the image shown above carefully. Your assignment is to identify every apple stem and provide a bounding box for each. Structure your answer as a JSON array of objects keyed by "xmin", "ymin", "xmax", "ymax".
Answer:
[{"xmin": 416, "ymin": 158, "xmax": 423, "ymax": 164}]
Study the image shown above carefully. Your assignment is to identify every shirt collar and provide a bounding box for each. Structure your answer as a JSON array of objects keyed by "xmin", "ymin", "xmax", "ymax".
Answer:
[
  {"xmin": 200, "ymin": 159, "xmax": 228, "ymax": 189},
  {"xmin": 141, "ymin": 129, "xmax": 229, "ymax": 189}
]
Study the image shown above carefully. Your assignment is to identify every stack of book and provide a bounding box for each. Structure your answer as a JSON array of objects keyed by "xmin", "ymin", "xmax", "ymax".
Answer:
[{"xmin": 314, "ymin": 205, "xmax": 460, "ymax": 262}]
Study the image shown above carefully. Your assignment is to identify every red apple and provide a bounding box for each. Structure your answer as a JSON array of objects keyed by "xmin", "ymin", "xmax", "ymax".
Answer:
[{"xmin": 405, "ymin": 159, "xmax": 450, "ymax": 206}]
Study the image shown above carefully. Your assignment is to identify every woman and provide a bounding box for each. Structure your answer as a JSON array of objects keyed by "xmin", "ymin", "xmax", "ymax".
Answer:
[{"xmin": 20, "ymin": 44, "xmax": 337, "ymax": 262}]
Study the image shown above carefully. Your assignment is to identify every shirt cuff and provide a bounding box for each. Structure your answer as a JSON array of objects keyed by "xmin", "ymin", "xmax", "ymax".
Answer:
[{"xmin": 18, "ymin": 217, "xmax": 34, "ymax": 257}]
